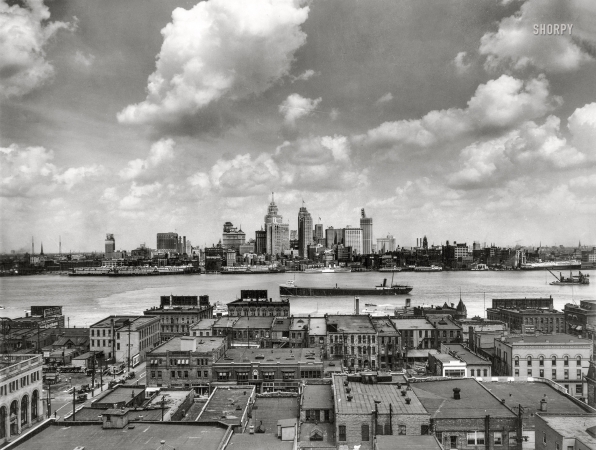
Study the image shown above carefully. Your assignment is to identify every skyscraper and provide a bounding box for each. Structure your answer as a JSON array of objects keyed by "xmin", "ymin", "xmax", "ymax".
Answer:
[
  {"xmin": 344, "ymin": 226, "xmax": 363, "ymax": 255},
  {"xmin": 314, "ymin": 223, "xmax": 323, "ymax": 241},
  {"xmin": 157, "ymin": 232, "xmax": 178, "ymax": 253},
  {"xmin": 360, "ymin": 208, "xmax": 373, "ymax": 254},
  {"xmin": 222, "ymin": 222, "xmax": 246, "ymax": 251},
  {"xmin": 264, "ymin": 193, "xmax": 289, "ymax": 255},
  {"xmin": 298, "ymin": 203, "xmax": 313, "ymax": 258},
  {"xmin": 377, "ymin": 234, "xmax": 396, "ymax": 253},
  {"xmin": 105, "ymin": 233, "xmax": 115, "ymax": 258}
]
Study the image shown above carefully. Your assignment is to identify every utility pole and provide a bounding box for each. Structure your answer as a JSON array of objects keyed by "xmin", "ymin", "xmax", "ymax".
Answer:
[
  {"xmin": 127, "ymin": 321, "xmax": 131, "ymax": 372},
  {"xmin": 72, "ymin": 388, "xmax": 76, "ymax": 421},
  {"xmin": 161, "ymin": 395, "xmax": 166, "ymax": 421},
  {"xmin": 91, "ymin": 351, "xmax": 95, "ymax": 397},
  {"xmin": 46, "ymin": 383, "xmax": 51, "ymax": 418}
]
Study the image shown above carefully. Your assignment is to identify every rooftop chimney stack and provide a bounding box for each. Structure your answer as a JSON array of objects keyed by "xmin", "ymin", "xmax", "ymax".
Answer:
[{"xmin": 453, "ymin": 387, "xmax": 461, "ymax": 400}]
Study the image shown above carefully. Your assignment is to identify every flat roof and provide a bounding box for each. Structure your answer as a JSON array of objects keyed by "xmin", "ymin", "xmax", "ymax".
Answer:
[
  {"xmin": 226, "ymin": 432, "xmax": 294, "ymax": 450},
  {"xmin": 371, "ymin": 316, "xmax": 398, "ymax": 333},
  {"xmin": 190, "ymin": 318, "xmax": 218, "ymax": 330},
  {"xmin": 90, "ymin": 315, "xmax": 158, "ymax": 331},
  {"xmin": 213, "ymin": 316, "xmax": 239, "ymax": 328},
  {"xmin": 407, "ymin": 349, "xmax": 438, "ymax": 358},
  {"xmin": 538, "ymin": 414, "xmax": 596, "ymax": 447},
  {"xmin": 411, "ymin": 378, "xmax": 517, "ymax": 419},
  {"xmin": 326, "ymin": 315, "xmax": 376, "ymax": 334},
  {"xmin": 442, "ymin": 344, "xmax": 491, "ymax": 365},
  {"xmin": 252, "ymin": 396, "xmax": 299, "ymax": 434},
  {"xmin": 333, "ymin": 374, "xmax": 428, "ymax": 416},
  {"xmin": 303, "ymin": 384, "xmax": 333, "ymax": 410},
  {"xmin": 487, "ymin": 307, "xmax": 563, "ymax": 314},
  {"xmin": 308, "ymin": 317, "xmax": 327, "ymax": 336},
  {"xmin": 232, "ymin": 316, "xmax": 274, "ymax": 329},
  {"xmin": 216, "ymin": 347, "xmax": 321, "ymax": 365},
  {"xmin": 482, "ymin": 381, "xmax": 595, "ymax": 428},
  {"xmin": 271, "ymin": 317, "xmax": 291, "ymax": 331},
  {"xmin": 150, "ymin": 336, "xmax": 225, "ymax": 353},
  {"xmin": 197, "ymin": 386, "xmax": 253, "ymax": 425},
  {"xmin": 11, "ymin": 422, "xmax": 228, "ymax": 450},
  {"xmin": 376, "ymin": 435, "xmax": 442, "ymax": 450},
  {"xmin": 93, "ymin": 385, "xmax": 143, "ymax": 405},
  {"xmin": 391, "ymin": 318, "xmax": 435, "ymax": 330},
  {"xmin": 428, "ymin": 317, "xmax": 461, "ymax": 330},
  {"xmin": 291, "ymin": 317, "xmax": 309, "ymax": 331},
  {"xmin": 501, "ymin": 334, "xmax": 592, "ymax": 345},
  {"xmin": 65, "ymin": 407, "xmax": 164, "ymax": 422}
]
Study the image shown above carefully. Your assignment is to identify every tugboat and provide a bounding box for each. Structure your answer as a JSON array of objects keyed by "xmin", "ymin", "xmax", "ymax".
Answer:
[{"xmin": 548, "ymin": 270, "xmax": 590, "ymax": 285}]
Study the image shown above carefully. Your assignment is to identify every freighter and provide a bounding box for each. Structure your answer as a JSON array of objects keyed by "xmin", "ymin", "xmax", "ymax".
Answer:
[{"xmin": 279, "ymin": 279, "xmax": 413, "ymax": 296}]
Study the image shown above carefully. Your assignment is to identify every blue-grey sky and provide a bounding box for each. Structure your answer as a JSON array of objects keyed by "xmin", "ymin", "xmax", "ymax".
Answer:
[{"xmin": 1, "ymin": 0, "xmax": 595, "ymax": 252}]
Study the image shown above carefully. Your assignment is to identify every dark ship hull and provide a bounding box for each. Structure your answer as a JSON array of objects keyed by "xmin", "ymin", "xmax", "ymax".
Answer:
[{"xmin": 279, "ymin": 285, "xmax": 413, "ymax": 296}]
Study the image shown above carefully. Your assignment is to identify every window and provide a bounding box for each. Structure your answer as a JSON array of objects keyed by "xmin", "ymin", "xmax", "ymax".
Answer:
[
  {"xmin": 552, "ymin": 356, "xmax": 557, "ymax": 365},
  {"xmin": 539, "ymin": 356, "xmax": 544, "ymax": 366},
  {"xmin": 494, "ymin": 431, "xmax": 503, "ymax": 445},
  {"xmin": 184, "ymin": 371, "xmax": 188, "ymax": 378},
  {"xmin": 450, "ymin": 436, "xmax": 457, "ymax": 449},
  {"xmin": 576, "ymin": 384, "xmax": 583, "ymax": 394},
  {"xmin": 527, "ymin": 356, "xmax": 532, "ymax": 365},
  {"xmin": 508, "ymin": 432, "xmax": 517, "ymax": 445},
  {"xmin": 515, "ymin": 369, "xmax": 519, "ymax": 376},
  {"xmin": 339, "ymin": 425, "xmax": 346, "ymax": 442},
  {"xmin": 577, "ymin": 369, "xmax": 582, "ymax": 380},
  {"xmin": 543, "ymin": 432, "xmax": 546, "ymax": 444},
  {"xmin": 471, "ymin": 369, "xmax": 475, "ymax": 376},
  {"xmin": 577, "ymin": 356, "xmax": 582, "ymax": 366},
  {"xmin": 151, "ymin": 371, "xmax": 155, "ymax": 378},
  {"xmin": 539, "ymin": 369, "xmax": 544, "ymax": 377},
  {"xmin": 514, "ymin": 356, "xmax": 519, "ymax": 366},
  {"xmin": 171, "ymin": 371, "xmax": 175, "ymax": 378},
  {"xmin": 564, "ymin": 370, "xmax": 569, "ymax": 380},
  {"xmin": 203, "ymin": 371, "xmax": 208, "ymax": 377},
  {"xmin": 421, "ymin": 425, "xmax": 429, "ymax": 435},
  {"xmin": 564, "ymin": 356, "xmax": 569, "ymax": 366},
  {"xmin": 552, "ymin": 369, "xmax": 557, "ymax": 379},
  {"xmin": 467, "ymin": 431, "xmax": 485, "ymax": 445},
  {"xmin": 157, "ymin": 371, "xmax": 162, "ymax": 378},
  {"xmin": 483, "ymin": 369, "xmax": 488, "ymax": 376},
  {"xmin": 527, "ymin": 369, "xmax": 532, "ymax": 376},
  {"xmin": 398, "ymin": 425, "xmax": 406, "ymax": 435},
  {"xmin": 361, "ymin": 424, "xmax": 369, "ymax": 441}
]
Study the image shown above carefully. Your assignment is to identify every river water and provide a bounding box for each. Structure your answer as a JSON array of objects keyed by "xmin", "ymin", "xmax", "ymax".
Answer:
[{"xmin": 0, "ymin": 270, "xmax": 594, "ymax": 327}]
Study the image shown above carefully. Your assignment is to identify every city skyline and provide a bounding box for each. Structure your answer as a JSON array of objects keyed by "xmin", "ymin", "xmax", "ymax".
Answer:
[{"xmin": 1, "ymin": 0, "xmax": 596, "ymax": 253}]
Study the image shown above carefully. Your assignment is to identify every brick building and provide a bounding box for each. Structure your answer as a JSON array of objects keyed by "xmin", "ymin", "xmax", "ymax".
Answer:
[
  {"xmin": 564, "ymin": 299, "xmax": 596, "ymax": 338},
  {"xmin": 227, "ymin": 290, "xmax": 290, "ymax": 317},
  {"xmin": 326, "ymin": 315, "xmax": 378, "ymax": 371},
  {"xmin": 411, "ymin": 378, "xmax": 521, "ymax": 450},
  {"xmin": 143, "ymin": 295, "xmax": 213, "ymax": 342},
  {"xmin": 371, "ymin": 317, "xmax": 401, "ymax": 371},
  {"xmin": 146, "ymin": 336, "xmax": 226, "ymax": 394},
  {"xmin": 535, "ymin": 414, "xmax": 596, "ymax": 450},
  {"xmin": 494, "ymin": 334, "xmax": 592, "ymax": 400},
  {"xmin": 332, "ymin": 373, "xmax": 431, "ymax": 450},
  {"xmin": 486, "ymin": 307, "xmax": 564, "ymax": 334},
  {"xmin": 391, "ymin": 318, "xmax": 436, "ymax": 352}
]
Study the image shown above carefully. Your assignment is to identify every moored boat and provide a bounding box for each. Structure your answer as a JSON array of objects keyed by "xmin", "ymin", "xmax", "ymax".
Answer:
[{"xmin": 279, "ymin": 279, "xmax": 413, "ymax": 296}]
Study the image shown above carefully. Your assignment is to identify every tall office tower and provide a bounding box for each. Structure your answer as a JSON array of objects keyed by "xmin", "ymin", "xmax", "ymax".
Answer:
[
  {"xmin": 255, "ymin": 229, "xmax": 266, "ymax": 255},
  {"xmin": 264, "ymin": 193, "xmax": 290, "ymax": 255},
  {"xmin": 314, "ymin": 223, "xmax": 323, "ymax": 241},
  {"xmin": 290, "ymin": 230, "xmax": 298, "ymax": 241},
  {"xmin": 344, "ymin": 226, "xmax": 363, "ymax": 255},
  {"xmin": 105, "ymin": 233, "xmax": 115, "ymax": 258},
  {"xmin": 222, "ymin": 222, "xmax": 246, "ymax": 251},
  {"xmin": 377, "ymin": 234, "xmax": 396, "ymax": 253},
  {"xmin": 360, "ymin": 208, "xmax": 373, "ymax": 255},
  {"xmin": 297, "ymin": 203, "xmax": 313, "ymax": 258},
  {"xmin": 157, "ymin": 232, "xmax": 179, "ymax": 253},
  {"xmin": 325, "ymin": 227, "xmax": 345, "ymax": 248}
]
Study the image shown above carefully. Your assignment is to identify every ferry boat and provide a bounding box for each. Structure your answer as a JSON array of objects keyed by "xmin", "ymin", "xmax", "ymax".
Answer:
[
  {"xmin": 379, "ymin": 267, "xmax": 402, "ymax": 272},
  {"xmin": 471, "ymin": 264, "xmax": 489, "ymax": 271},
  {"xmin": 304, "ymin": 267, "xmax": 323, "ymax": 273},
  {"xmin": 413, "ymin": 265, "xmax": 443, "ymax": 272},
  {"xmin": 520, "ymin": 260, "xmax": 581, "ymax": 270},
  {"xmin": 279, "ymin": 279, "xmax": 413, "ymax": 297},
  {"xmin": 321, "ymin": 265, "xmax": 351, "ymax": 273},
  {"xmin": 549, "ymin": 270, "xmax": 590, "ymax": 286}
]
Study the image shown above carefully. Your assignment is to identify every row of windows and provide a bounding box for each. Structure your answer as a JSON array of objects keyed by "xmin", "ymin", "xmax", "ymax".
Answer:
[
  {"xmin": 330, "ymin": 334, "xmax": 377, "ymax": 344},
  {"xmin": 437, "ymin": 431, "xmax": 516, "ymax": 448},
  {"xmin": 151, "ymin": 370, "xmax": 209, "ymax": 379},
  {"xmin": 469, "ymin": 369, "xmax": 489, "ymax": 377},
  {"xmin": 514, "ymin": 356, "xmax": 582, "ymax": 366},
  {"xmin": 0, "ymin": 371, "xmax": 41, "ymax": 396},
  {"xmin": 514, "ymin": 368, "xmax": 584, "ymax": 382}
]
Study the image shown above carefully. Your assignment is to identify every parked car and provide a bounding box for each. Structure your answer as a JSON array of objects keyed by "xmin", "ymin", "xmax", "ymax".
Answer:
[
  {"xmin": 76, "ymin": 393, "xmax": 88, "ymax": 403},
  {"xmin": 127, "ymin": 371, "xmax": 135, "ymax": 379}
]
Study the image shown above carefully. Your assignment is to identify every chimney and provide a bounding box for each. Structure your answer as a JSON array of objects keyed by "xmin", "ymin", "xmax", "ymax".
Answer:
[
  {"xmin": 180, "ymin": 336, "xmax": 197, "ymax": 352},
  {"xmin": 355, "ymin": 297, "xmax": 360, "ymax": 315},
  {"xmin": 540, "ymin": 399, "xmax": 547, "ymax": 412},
  {"xmin": 453, "ymin": 388, "xmax": 461, "ymax": 400}
]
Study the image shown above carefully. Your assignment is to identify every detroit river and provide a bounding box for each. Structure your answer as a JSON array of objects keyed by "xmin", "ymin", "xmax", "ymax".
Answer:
[{"xmin": 0, "ymin": 270, "xmax": 594, "ymax": 327}]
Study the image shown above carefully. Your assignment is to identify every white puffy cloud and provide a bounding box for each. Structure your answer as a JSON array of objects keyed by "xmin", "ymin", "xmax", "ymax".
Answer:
[
  {"xmin": 375, "ymin": 92, "xmax": 393, "ymax": 104},
  {"xmin": 118, "ymin": 182, "xmax": 163, "ymax": 210},
  {"xmin": 279, "ymin": 93, "xmax": 322, "ymax": 126},
  {"xmin": 119, "ymin": 138, "xmax": 176, "ymax": 180},
  {"xmin": 0, "ymin": 143, "xmax": 105, "ymax": 197},
  {"xmin": 291, "ymin": 69, "xmax": 318, "ymax": 83},
  {"xmin": 354, "ymin": 75, "xmax": 557, "ymax": 152},
  {"xmin": 479, "ymin": 0, "xmax": 595, "ymax": 73},
  {"xmin": 117, "ymin": 0, "xmax": 309, "ymax": 128},
  {"xmin": 568, "ymin": 102, "xmax": 596, "ymax": 158},
  {"xmin": 452, "ymin": 51, "xmax": 471, "ymax": 74},
  {"xmin": 0, "ymin": 0, "xmax": 75, "ymax": 98}
]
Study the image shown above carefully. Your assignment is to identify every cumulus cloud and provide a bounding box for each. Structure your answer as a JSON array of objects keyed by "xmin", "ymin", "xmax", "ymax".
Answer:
[
  {"xmin": 453, "ymin": 51, "xmax": 471, "ymax": 74},
  {"xmin": 0, "ymin": 143, "xmax": 104, "ymax": 197},
  {"xmin": 354, "ymin": 75, "xmax": 558, "ymax": 152},
  {"xmin": 119, "ymin": 138, "xmax": 176, "ymax": 181},
  {"xmin": 192, "ymin": 135, "xmax": 366, "ymax": 197},
  {"xmin": 117, "ymin": 0, "xmax": 309, "ymax": 129},
  {"xmin": 0, "ymin": 0, "xmax": 75, "ymax": 98},
  {"xmin": 568, "ymin": 102, "xmax": 596, "ymax": 158},
  {"xmin": 479, "ymin": 0, "xmax": 595, "ymax": 73},
  {"xmin": 448, "ymin": 116, "xmax": 587, "ymax": 189},
  {"xmin": 375, "ymin": 92, "xmax": 393, "ymax": 104},
  {"xmin": 291, "ymin": 69, "xmax": 318, "ymax": 83},
  {"xmin": 279, "ymin": 93, "xmax": 322, "ymax": 126}
]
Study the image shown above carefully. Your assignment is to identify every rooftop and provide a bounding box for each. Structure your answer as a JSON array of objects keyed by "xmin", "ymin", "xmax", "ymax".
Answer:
[
  {"xmin": 90, "ymin": 315, "xmax": 158, "ymax": 331},
  {"xmin": 487, "ymin": 307, "xmax": 563, "ymax": 314},
  {"xmin": 482, "ymin": 381, "xmax": 595, "ymax": 428},
  {"xmin": 411, "ymin": 378, "xmax": 518, "ymax": 419},
  {"xmin": 252, "ymin": 396, "xmax": 299, "ymax": 434},
  {"xmin": 226, "ymin": 432, "xmax": 294, "ymax": 450},
  {"xmin": 391, "ymin": 318, "xmax": 435, "ymax": 330},
  {"xmin": 197, "ymin": 386, "xmax": 253, "ymax": 425},
  {"xmin": 302, "ymin": 384, "xmax": 334, "ymax": 410},
  {"xmin": 150, "ymin": 336, "xmax": 225, "ymax": 354},
  {"xmin": 64, "ymin": 406, "xmax": 164, "ymax": 422},
  {"xmin": 376, "ymin": 435, "xmax": 443, "ymax": 450},
  {"xmin": 190, "ymin": 318, "xmax": 218, "ymax": 330},
  {"xmin": 93, "ymin": 385, "xmax": 143, "ymax": 406},
  {"xmin": 213, "ymin": 316, "xmax": 239, "ymax": 328},
  {"xmin": 501, "ymin": 333, "xmax": 592, "ymax": 346},
  {"xmin": 271, "ymin": 317, "xmax": 291, "ymax": 331},
  {"xmin": 299, "ymin": 422, "xmax": 335, "ymax": 449},
  {"xmin": 232, "ymin": 316, "xmax": 274, "ymax": 329},
  {"xmin": 371, "ymin": 316, "xmax": 398, "ymax": 334},
  {"xmin": 428, "ymin": 316, "xmax": 462, "ymax": 330},
  {"xmin": 326, "ymin": 315, "xmax": 375, "ymax": 334},
  {"xmin": 10, "ymin": 421, "xmax": 228, "ymax": 450},
  {"xmin": 538, "ymin": 414, "xmax": 596, "ymax": 448},
  {"xmin": 216, "ymin": 347, "xmax": 321, "ymax": 365},
  {"xmin": 442, "ymin": 344, "xmax": 491, "ymax": 366},
  {"xmin": 308, "ymin": 317, "xmax": 327, "ymax": 336},
  {"xmin": 333, "ymin": 374, "xmax": 428, "ymax": 416},
  {"xmin": 291, "ymin": 317, "xmax": 309, "ymax": 331}
]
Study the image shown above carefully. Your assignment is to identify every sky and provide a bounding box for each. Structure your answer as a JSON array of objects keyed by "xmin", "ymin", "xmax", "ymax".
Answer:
[{"xmin": 1, "ymin": 0, "xmax": 596, "ymax": 253}]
